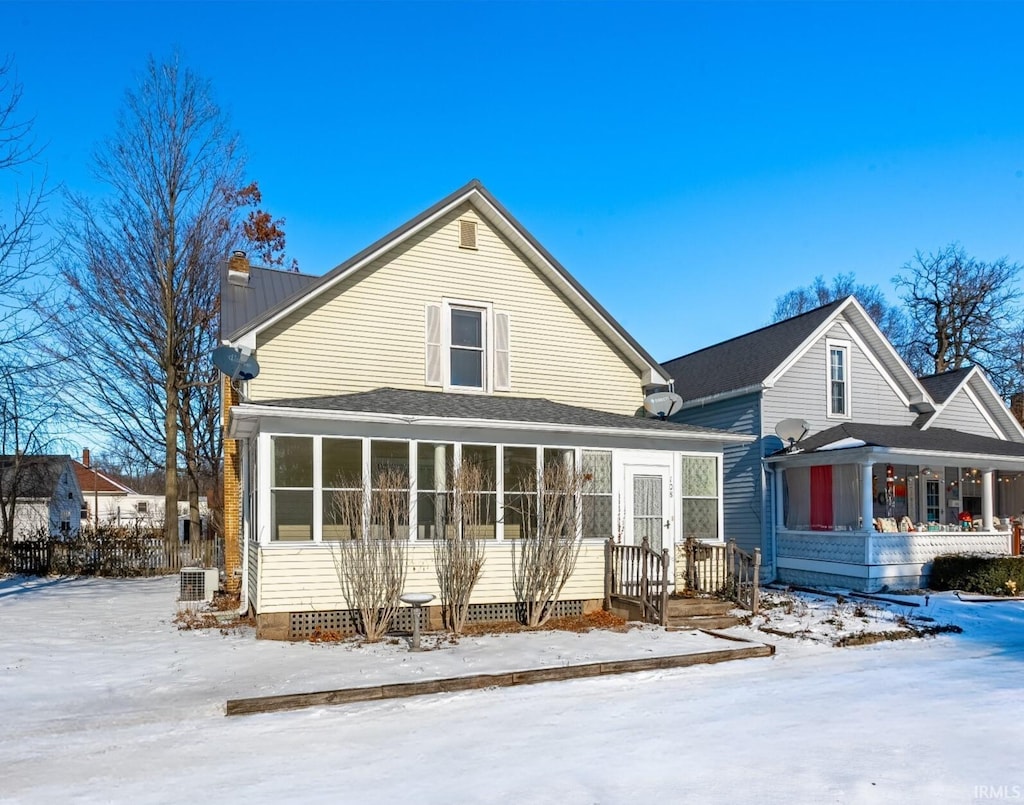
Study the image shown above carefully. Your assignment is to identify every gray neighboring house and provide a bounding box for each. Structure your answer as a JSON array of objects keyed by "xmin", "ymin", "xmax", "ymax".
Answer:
[
  {"xmin": 1, "ymin": 455, "xmax": 85, "ymax": 540},
  {"xmin": 663, "ymin": 296, "xmax": 1024, "ymax": 592}
]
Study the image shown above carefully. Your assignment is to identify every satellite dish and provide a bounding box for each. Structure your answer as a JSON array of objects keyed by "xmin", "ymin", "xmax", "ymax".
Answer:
[
  {"xmin": 775, "ymin": 418, "xmax": 809, "ymax": 448},
  {"xmin": 644, "ymin": 391, "xmax": 683, "ymax": 420},
  {"xmin": 212, "ymin": 345, "xmax": 260, "ymax": 381}
]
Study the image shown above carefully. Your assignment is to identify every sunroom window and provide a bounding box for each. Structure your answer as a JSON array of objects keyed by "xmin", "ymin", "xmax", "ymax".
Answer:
[
  {"xmin": 681, "ymin": 455, "xmax": 718, "ymax": 540},
  {"xmin": 582, "ymin": 450, "xmax": 613, "ymax": 538},
  {"xmin": 271, "ymin": 436, "xmax": 313, "ymax": 541},
  {"xmin": 322, "ymin": 438, "xmax": 362, "ymax": 540}
]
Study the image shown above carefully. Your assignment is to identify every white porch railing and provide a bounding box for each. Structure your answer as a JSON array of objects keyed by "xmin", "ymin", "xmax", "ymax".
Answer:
[{"xmin": 776, "ymin": 528, "xmax": 1013, "ymax": 591}]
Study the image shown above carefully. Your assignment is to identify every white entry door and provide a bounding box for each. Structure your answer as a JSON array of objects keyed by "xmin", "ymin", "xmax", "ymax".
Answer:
[{"xmin": 625, "ymin": 464, "xmax": 675, "ymax": 575}]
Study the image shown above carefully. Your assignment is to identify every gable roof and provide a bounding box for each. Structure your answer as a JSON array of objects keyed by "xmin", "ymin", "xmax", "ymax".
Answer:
[
  {"xmin": 221, "ymin": 179, "xmax": 669, "ymax": 385},
  {"xmin": 231, "ymin": 387, "xmax": 749, "ymax": 442},
  {"xmin": 662, "ymin": 299, "xmax": 846, "ymax": 404},
  {"xmin": 0, "ymin": 455, "xmax": 77, "ymax": 500},
  {"xmin": 917, "ymin": 367, "xmax": 973, "ymax": 404},
  {"xmin": 72, "ymin": 461, "xmax": 135, "ymax": 495}
]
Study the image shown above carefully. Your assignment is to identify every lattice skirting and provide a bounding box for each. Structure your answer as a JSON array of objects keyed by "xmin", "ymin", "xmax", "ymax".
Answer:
[{"xmin": 288, "ymin": 599, "xmax": 585, "ymax": 639}]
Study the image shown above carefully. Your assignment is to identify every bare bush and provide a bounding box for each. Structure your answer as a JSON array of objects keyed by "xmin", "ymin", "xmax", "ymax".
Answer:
[
  {"xmin": 328, "ymin": 469, "xmax": 408, "ymax": 642},
  {"xmin": 511, "ymin": 461, "xmax": 586, "ymax": 628},
  {"xmin": 432, "ymin": 461, "xmax": 487, "ymax": 634}
]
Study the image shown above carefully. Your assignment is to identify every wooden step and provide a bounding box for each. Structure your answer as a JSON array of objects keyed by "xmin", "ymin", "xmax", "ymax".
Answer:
[
  {"xmin": 666, "ymin": 598, "xmax": 735, "ymax": 617},
  {"xmin": 667, "ymin": 614, "xmax": 744, "ymax": 631}
]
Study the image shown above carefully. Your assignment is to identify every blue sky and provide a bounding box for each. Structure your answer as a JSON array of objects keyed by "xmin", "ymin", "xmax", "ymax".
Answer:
[{"xmin": 6, "ymin": 1, "xmax": 1024, "ymax": 361}]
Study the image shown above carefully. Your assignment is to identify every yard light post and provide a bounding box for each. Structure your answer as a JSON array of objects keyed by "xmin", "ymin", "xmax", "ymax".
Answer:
[{"xmin": 399, "ymin": 592, "xmax": 435, "ymax": 651}]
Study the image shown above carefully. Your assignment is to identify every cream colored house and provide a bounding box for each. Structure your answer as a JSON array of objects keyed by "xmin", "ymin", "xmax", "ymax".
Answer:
[{"xmin": 220, "ymin": 180, "xmax": 747, "ymax": 639}]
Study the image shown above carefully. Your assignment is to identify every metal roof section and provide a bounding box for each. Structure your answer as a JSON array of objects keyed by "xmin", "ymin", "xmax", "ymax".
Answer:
[
  {"xmin": 220, "ymin": 263, "xmax": 319, "ymax": 340},
  {"xmin": 220, "ymin": 179, "xmax": 669, "ymax": 385}
]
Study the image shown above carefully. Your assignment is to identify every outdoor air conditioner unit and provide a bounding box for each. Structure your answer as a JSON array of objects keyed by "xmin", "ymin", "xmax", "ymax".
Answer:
[{"xmin": 179, "ymin": 567, "xmax": 220, "ymax": 604}]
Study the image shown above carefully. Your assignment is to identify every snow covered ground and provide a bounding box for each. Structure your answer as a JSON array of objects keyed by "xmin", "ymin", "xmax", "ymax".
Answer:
[{"xmin": 2, "ymin": 576, "xmax": 1022, "ymax": 804}]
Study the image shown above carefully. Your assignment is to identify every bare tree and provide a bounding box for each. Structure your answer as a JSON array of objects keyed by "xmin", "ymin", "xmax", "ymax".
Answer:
[
  {"xmin": 772, "ymin": 273, "xmax": 909, "ymax": 350},
  {"xmin": 57, "ymin": 55, "xmax": 243, "ymax": 545},
  {"xmin": 0, "ymin": 368, "xmax": 62, "ymax": 557},
  {"xmin": 329, "ymin": 469, "xmax": 409, "ymax": 642},
  {"xmin": 510, "ymin": 461, "xmax": 585, "ymax": 628},
  {"xmin": 893, "ymin": 243, "xmax": 1022, "ymax": 388},
  {"xmin": 432, "ymin": 461, "xmax": 487, "ymax": 634}
]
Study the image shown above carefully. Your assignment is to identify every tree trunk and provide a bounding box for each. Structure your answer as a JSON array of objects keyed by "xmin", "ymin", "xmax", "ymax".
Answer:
[{"xmin": 164, "ymin": 363, "xmax": 178, "ymax": 546}]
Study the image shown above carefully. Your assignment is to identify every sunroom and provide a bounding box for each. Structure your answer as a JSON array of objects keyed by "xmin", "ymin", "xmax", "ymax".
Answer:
[
  {"xmin": 768, "ymin": 423, "xmax": 1024, "ymax": 592},
  {"xmin": 227, "ymin": 388, "xmax": 748, "ymax": 639}
]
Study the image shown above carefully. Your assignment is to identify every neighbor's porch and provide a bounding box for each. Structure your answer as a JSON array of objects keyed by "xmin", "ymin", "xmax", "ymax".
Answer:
[{"xmin": 769, "ymin": 455, "xmax": 1024, "ymax": 591}]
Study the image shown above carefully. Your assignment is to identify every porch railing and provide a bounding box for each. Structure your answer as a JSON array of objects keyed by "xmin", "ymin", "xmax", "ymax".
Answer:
[
  {"xmin": 604, "ymin": 537, "xmax": 669, "ymax": 626},
  {"xmin": 683, "ymin": 538, "xmax": 761, "ymax": 614}
]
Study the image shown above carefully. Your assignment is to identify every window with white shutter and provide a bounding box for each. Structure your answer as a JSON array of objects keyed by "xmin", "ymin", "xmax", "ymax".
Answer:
[
  {"xmin": 424, "ymin": 300, "xmax": 510, "ymax": 393},
  {"xmin": 424, "ymin": 304, "xmax": 442, "ymax": 386}
]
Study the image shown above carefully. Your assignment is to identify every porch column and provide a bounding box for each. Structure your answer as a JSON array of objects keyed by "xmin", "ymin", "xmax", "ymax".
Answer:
[
  {"xmin": 982, "ymin": 469, "xmax": 995, "ymax": 531},
  {"xmin": 774, "ymin": 467, "xmax": 785, "ymax": 530},
  {"xmin": 860, "ymin": 461, "xmax": 874, "ymax": 532}
]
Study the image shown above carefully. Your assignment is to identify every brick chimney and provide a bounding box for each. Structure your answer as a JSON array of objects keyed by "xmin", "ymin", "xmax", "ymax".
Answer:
[
  {"xmin": 1012, "ymin": 393, "xmax": 1024, "ymax": 427},
  {"xmin": 83, "ymin": 448, "xmax": 91, "ymax": 467},
  {"xmin": 227, "ymin": 250, "xmax": 251, "ymax": 286}
]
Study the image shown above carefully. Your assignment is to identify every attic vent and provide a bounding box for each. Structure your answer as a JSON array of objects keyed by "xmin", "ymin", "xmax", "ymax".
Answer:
[{"xmin": 459, "ymin": 219, "xmax": 478, "ymax": 250}]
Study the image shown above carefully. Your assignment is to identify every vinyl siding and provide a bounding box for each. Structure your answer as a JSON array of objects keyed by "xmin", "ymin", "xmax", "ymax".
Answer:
[
  {"xmin": 674, "ymin": 393, "xmax": 763, "ymax": 559},
  {"xmin": 763, "ymin": 319, "xmax": 916, "ymax": 435},
  {"xmin": 251, "ymin": 203, "xmax": 643, "ymax": 415},
  {"xmin": 254, "ymin": 540, "xmax": 606, "ymax": 613},
  {"xmin": 929, "ymin": 390, "xmax": 1002, "ymax": 439}
]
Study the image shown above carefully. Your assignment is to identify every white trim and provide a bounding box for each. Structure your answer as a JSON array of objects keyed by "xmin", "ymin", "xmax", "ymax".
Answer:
[
  {"xmin": 825, "ymin": 338, "xmax": 852, "ymax": 420},
  {"xmin": 765, "ymin": 297, "xmax": 926, "ymax": 409},
  {"xmin": 835, "ymin": 319, "xmax": 911, "ymax": 407},
  {"xmin": 969, "ymin": 368, "xmax": 1024, "ymax": 441},
  {"xmin": 230, "ymin": 403, "xmax": 753, "ymax": 444},
  {"xmin": 676, "ymin": 383, "xmax": 766, "ymax": 411},
  {"xmin": 963, "ymin": 385, "xmax": 1006, "ymax": 440},
  {"xmin": 918, "ymin": 367, "xmax": 976, "ymax": 431}
]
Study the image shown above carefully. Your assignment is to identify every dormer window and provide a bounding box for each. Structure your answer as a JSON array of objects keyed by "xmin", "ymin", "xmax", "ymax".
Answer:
[{"xmin": 827, "ymin": 339, "xmax": 851, "ymax": 418}]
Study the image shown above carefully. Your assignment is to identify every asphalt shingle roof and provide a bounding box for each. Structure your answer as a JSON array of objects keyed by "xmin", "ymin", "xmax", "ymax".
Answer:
[
  {"xmin": 789, "ymin": 422, "xmax": 1024, "ymax": 459},
  {"xmin": 661, "ymin": 298, "xmax": 847, "ymax": 403},
  {"xmin": 917, "ymin": 367, "xmax": 973, "ymax": 404},
  {"xmin": 253, "ymin": 387, "xmax": 732, "ymax": 436}
]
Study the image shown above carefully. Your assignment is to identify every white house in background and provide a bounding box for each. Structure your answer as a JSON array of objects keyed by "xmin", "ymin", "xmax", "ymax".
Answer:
[
  {"xmin": 74, "ymin": 451, "xmax": 209, "ymax": 537},
  {"xmin": 1, "ymin": 455, "xmax": 85, "ymax": 540},
  {"xmin": 663, "ymin": 295, "xmax": 1024, "ymax": 592},
  {"xmin": 220, "ymin": 179, "xmax": 748, "ymax": 639}
]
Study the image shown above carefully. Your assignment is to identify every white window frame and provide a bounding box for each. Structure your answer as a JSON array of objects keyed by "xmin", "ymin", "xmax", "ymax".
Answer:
[
  {"xmin": 826, "ymin": 338, "xmax": 852, "ymax": 420},
  {"xmin": 443, "ymin": 298, "xmax": 492, "ymax": 393}
]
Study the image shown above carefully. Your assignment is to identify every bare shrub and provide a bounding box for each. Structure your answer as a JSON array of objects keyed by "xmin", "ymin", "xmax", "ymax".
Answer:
[
  {"xmin": 432, "ymin": 461, "xmax": 487, "ymax": 634},
  {"xmin": 510, "ymin": 461, "xmax": 586, "ymax": 628},
  {"xmin": 328, "ymin": 469, "xmax": 408, "ymax": 642}
]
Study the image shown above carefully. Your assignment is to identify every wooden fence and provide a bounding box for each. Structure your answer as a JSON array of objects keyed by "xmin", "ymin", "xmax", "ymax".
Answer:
[
  {"xmin": 3, "ymin": 534, "xmax": 223, "ymax": 577},
  {"xmin": 604, "ymin": 537, "xmax": 669, "ymax": 625},
  {"xmin": 682, "ymin": 538, "xmax": 761, "ymax": 614}
]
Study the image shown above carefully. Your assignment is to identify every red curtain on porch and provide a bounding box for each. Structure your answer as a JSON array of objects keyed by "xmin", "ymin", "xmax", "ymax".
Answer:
[{"xmin": 810, "ymin": 465, "xmax": 833, "ymax": 530}]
